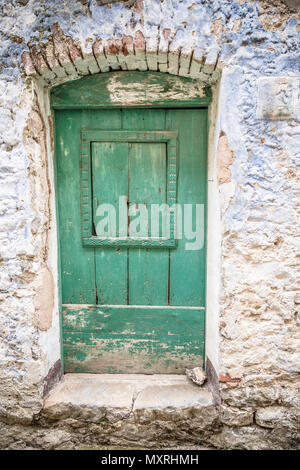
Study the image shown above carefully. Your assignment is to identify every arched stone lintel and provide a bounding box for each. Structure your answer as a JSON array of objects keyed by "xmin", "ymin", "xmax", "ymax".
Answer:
[{"xmin": 21, "ymin": 27, "xmax": 221, "ymax": 88}]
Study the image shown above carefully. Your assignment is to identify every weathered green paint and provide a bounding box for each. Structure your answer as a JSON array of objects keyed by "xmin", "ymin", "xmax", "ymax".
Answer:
[
  {"xmin": 168, "ymin": 109, "xmax": 207, "ymax": 306},
  {"xmin": 90, "ymin": 109, "xmax": 128, "ymax": 306},
  {"xmin": 51, "ymin": 71, "xmax": 211, "ymax": 109},
  {"xmin": 55, "ymin": 110, "xmax": 96, "ymax": 304},
  {"xmin": 54, "ymin": 72, "xmax": 207, "ymax": 374},
  {"xmin": 62, "ymin": 305, "xmax": 205, "ymax": 374},
  {"xmin": 123, "ymin": 109, "xmax": 170, "ymax": 307}
]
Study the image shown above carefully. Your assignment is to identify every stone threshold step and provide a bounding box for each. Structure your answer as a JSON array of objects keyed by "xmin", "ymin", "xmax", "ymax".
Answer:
[{"xmin": 43, "ymin": 373, "xmax": 215, "ymax": 424}]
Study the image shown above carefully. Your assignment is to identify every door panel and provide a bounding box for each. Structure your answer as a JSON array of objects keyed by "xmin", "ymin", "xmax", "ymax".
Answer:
[
  {"xmin": 168, "ymin": 109, "xmax": 207, "ymax": 306},
  {"xmin": 56, "ymin": 110, "xmax": 96, "ymax": 305},
  {"xmin": 63, "ymin": 305, "xmax": 204, "ymax": 374},
  {"xmin": 91, "ymin": 110, "xmax": 128, "ymax": 306},
  {"xmin": 92, "ymin": 141, "xmax": 128, "ymax": 304},
  {"xmin": 124, "ymin": 109, "xmax": 170, "ymax": 307},
  {"xmin": 56, "ymin": 107, "xmax": 207, "ymax": 373}
]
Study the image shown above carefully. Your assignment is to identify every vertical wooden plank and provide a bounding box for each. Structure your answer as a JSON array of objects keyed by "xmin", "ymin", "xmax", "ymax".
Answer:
[
  {"xmin": 92, "ymin": 141, "xmax": 129, "ymax": 304},
  {"xmin": 56, "ymin": 109, "xmax": 96, "ymax": 304},
  {"xmin": 92, "ymin": 142, "xmax": 128, "ymax": 236},
  {"xmin": 128, "ymin": 142, "xmax": 168, "ymax": 305},
  {"xmin": 128, "ymin": 142, "xmax": 167, "ymax": 237},
  {"xmin": 91, "ymin": 110, "xmax": 128, "ymax": 305},
  {"xmin": 167, "ymin": 109, "xmax": 207, "ymax": 306},
  {"xmin": 122, "ymin": 109, "xmax": 169, "ymax": 306},
  {"xmin": 63, "ymin": 305, "xmax": 205, "ymax": 373}
]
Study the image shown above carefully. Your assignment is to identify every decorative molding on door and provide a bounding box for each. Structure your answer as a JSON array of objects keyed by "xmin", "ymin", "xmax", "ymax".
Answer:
[{"xmin": 80, "ymin": 129, "xmax": 178, "ymax": 247}]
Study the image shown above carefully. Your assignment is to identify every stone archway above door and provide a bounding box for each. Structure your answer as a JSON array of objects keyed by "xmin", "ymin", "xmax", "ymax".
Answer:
[{"xmin": 21, "ymin": 24, "xmax": 221, "ymax": 88}]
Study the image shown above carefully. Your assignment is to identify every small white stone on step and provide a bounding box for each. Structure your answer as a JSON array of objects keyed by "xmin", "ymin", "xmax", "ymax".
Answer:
[{"xmin": 185, "ymin": 367, "xmax": 206, "ymax": 386}]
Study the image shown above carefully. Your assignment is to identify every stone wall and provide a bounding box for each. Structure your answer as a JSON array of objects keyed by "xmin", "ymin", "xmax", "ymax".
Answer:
[{"xmin": 0, "ymin": 0, "xmax": 299, "ymax": 449}]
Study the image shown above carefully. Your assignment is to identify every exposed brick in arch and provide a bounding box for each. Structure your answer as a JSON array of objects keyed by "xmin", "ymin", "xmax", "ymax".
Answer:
[{"xmin": 22, "ymin": 24, "xmax": 221, "ymax": 87}]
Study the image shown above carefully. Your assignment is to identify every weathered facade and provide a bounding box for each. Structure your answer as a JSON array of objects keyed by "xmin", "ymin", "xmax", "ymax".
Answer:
[{"xmin": 0, "ymin": 0, "xmax": 299, "ymax": 449}]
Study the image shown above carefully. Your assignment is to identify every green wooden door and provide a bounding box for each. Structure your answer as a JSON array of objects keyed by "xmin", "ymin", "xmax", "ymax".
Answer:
[{"xmin": 54, "ymin": 75, "xmax": 208, "ymax": 374}]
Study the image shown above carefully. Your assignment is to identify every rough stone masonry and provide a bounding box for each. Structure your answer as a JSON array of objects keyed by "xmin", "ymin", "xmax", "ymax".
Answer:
[{"xmin": 0, "ymin": 0, "xmax": 299, "ymax": 450}]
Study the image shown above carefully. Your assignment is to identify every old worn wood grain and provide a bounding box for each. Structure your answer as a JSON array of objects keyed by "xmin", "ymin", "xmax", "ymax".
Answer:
[
  {"xmin": 51, "ymin": 71, "xmax": 211, "ymax": 109},
  {"xmin": 56, "ymin": 109, "xmax": 96, "ymax": 304},
  {"xmin": 62, "ymin": 304, "xmax": 205, "ymax": 373}
]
